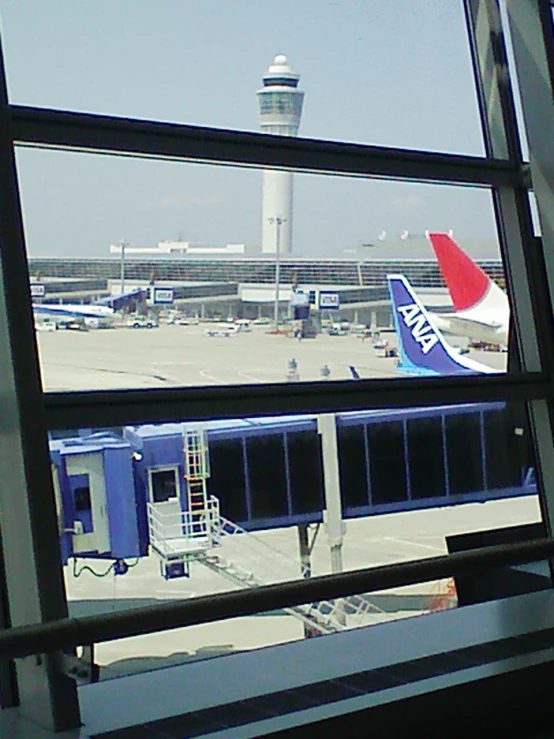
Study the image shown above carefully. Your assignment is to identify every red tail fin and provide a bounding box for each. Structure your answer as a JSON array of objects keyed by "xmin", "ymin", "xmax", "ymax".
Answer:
[{"xmin": 427, "ymin": 232, "xmax": 490, "ymax": 311}]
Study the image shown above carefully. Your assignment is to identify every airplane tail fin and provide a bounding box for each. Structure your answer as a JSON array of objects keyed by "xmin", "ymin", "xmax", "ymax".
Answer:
[
  {"xmin": 349, "ymin": 366, "xmax": 361, "ymax": 380},
  {"xmin": 387, "ymin": 274, "xmax": 494, "ymax": 375},
  {"xmin": 427, "ymin": 232, "xmax": 506, "ymax": 312}
]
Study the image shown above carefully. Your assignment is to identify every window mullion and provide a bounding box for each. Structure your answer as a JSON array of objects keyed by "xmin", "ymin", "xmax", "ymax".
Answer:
[
  {"xmin": 43, "ymin": 372, "xmax": 550, "ymax": 430},
  {"xmin": 0, "ymin": 35, "xmax": 80, "ymax": 731},
  {"xmin": 11, "ymin": 104, "xmax": 521, "ymax": 188}
]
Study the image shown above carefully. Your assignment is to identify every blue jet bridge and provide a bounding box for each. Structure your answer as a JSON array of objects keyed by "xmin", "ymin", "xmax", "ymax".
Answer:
[{"xmin": 50, "ymin": 402, "xmax": 535, "ymax": 595}]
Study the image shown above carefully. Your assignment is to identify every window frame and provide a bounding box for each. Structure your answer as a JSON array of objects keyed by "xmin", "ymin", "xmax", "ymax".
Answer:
[{"xmin": 3, "ymin": 1, "xmax": 554, "ymax": 731}]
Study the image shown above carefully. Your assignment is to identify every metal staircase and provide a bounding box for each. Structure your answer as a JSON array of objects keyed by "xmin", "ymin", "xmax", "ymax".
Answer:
[
  {"xmin": 199, "ymin": 516, "xmax": 382, "ymax": 635},
  {"xmin": 147, "ymin": 424, "xmax": 381, "ymax": 631}
]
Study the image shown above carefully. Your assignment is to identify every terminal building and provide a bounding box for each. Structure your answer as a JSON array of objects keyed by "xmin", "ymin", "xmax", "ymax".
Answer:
[
  {"xmin": 4, "ymin": 5, "xmax": 554, "ymax": 739},
  {"xmin": 29, "ymin": 235, "xmax": 504, "ymax": 325}
]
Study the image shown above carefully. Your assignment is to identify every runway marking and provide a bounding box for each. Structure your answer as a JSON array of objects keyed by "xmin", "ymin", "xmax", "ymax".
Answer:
[
  {"xmin": 199, "ymin": 369, "xmax": 227, "ymax": 384},
  {"xmin": 237, "ymin": 370, "xmax": 268, "ymax": 383},
  {"xmin": 382, "ymin": 536, "xmax": 444, "ymax": 552},
  {"xmin": 152, "ymin": 361, "xmax": 193, "ymax": 367}
]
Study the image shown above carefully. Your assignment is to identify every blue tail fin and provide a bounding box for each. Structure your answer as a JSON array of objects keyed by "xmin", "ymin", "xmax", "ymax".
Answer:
[
  {"xmin": 387, "ymin": 274, "xmax": 494, "ymax": 376},
  {"xmin": 349, "ymin": 366, "xmax": 361, "ymax": 380}
]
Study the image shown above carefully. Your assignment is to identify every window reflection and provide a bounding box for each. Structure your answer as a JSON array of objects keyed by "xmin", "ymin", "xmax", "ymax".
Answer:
[{"xmin": 50, "ymin": 402, "xmax": 541, "ymax": 677}]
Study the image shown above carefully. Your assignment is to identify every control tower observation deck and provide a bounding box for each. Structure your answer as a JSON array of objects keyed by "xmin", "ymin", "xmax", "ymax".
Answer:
[{"xmin": 257, "ymin": 55, "xmax": 304, "ymax": 254}]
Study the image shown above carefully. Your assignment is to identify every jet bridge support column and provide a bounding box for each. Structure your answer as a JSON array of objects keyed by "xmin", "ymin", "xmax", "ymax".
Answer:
[
  {"xmin": 297, "ymin": 523, "xmax": 322, "ymax": 637},
  {"xmin": 297, "ymin": 524, "xmax": 311, "ymax": 579},
  {"xmin": 317, "ymin": 414, "xmax": 346, "ymax": 624},
  {"xmin": 297, "ymin": 523, "xmax": 318, "ymax": 638}
]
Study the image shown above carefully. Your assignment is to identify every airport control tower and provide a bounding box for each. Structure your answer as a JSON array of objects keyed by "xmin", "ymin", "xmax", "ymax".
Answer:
[{"xmin": 257, "ymin": 55, "xmax": 304, "ymax": 254}]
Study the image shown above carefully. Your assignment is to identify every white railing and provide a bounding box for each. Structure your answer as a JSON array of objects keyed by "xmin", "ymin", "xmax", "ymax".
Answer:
[
  {"xmin": 148, "ymin": 499, "xmax": 380, "ymax": 632},
  {"xmin": 200, "ymin": 516, "xmax": 382, "ymax": 633},
  {"xmin": 218, "ymin": 516, "xmax": 310, "ymax": 582},
  {"xmin": 147, "ymin": 496, "xmax": 220, "ymax": 559}
]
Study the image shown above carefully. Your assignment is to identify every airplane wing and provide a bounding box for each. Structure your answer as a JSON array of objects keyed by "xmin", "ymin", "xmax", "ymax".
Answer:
[{"xmin": 96, "ymin": 287, "xmax": 147, "ymax": 309}]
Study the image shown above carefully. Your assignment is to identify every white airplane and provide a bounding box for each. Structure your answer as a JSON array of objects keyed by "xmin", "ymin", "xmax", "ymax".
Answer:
[
  {"xmin": 33, "ymin": 287, "xmax": 146, "ymax": 329},
  {"xmin": 348, "ymin": 274, "xmax": 495, "ymax": 380},
  {"xmin": 33, "ymin": 302, "xmax": 116, "ymax": 329},
  {"xmin": 426, "ymin": 232, "xmax": 509, "ymax": 346}
]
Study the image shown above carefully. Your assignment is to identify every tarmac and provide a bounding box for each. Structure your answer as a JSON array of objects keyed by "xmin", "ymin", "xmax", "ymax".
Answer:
[
  {"xmin": 65, "ymin": 497, "xmax": 540, "ymax": 680},
  {"xmin": 37, "ymin": 322, "xmax": 526, "ymax": 679},
  {"xmin": 36, "ymin": 321, "xmax": 507, "ymax": 392}
]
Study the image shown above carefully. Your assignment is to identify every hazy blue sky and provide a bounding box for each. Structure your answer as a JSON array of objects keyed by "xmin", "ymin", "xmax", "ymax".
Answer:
[{"xmin": 0, "ymin": 1, "xmax": 500, "ymax": 258}]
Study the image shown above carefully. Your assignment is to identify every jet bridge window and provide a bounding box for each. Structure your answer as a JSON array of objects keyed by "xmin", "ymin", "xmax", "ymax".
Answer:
[
  {"xmin": 246, "ymin": 434, "xmax": 288, "ymax": 520},
  {"xmin": 484, "ymin": 407, "xmax": 527, "ymax": 490},
  {"xmin": 207, "ymin": 439, "xmax": 247, "ymax": 522},
  {"xmin": 149, "ymin": 468, "xmax": 179, "ymax": 503},
  {"xmin": 367, "ymin": 421, "xmax": 407, "ymax": 504},
  {"xmin": 287, "ymin": 431, "xmax": 324, "ymax": 515},
  {"xmin": 445, "ymin": 413, "xmax": 484, "ymax": 496},
  {"xmin": 338, "ymin": 425, "xmax": 369, "ymax": 509},
  {"xmin": 68, "ymin": 471, "xmax": 93, "ymax": 534},
  {"xmin": 407, "ymin": 416, "xmax": 446, "ymax": 499},
  {"xmin": 74, "ymin": 485, "xmax": 92, "ymax": 512}
]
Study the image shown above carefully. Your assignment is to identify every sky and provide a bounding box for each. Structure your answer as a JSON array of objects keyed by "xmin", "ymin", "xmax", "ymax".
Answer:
[{"xmin": 0, "ymin": 0, "xmax": 502, "ymax": 258}]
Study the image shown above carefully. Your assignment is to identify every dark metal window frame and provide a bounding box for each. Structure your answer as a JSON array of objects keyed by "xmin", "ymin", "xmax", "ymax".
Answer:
[{"xmin": 2, "ymin": 1, "xmax": 554, "ymax": 731}]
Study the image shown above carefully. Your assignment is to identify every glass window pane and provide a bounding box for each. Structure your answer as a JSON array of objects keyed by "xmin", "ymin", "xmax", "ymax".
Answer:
[
  {"xmin": 2, "ymin": 1, "xmax": 484, "ymax": 155},
  {"xmin": 150, "ymin": 469, "xmax": 178, "ymax": 503},
  {"xmin": 338, "ymin": 425, "xmax": 369, "ymax": 510},
  {"xmin": 15, "ymin": 149, "xmax": 512, "ymax": 391},
  {"xmin": 287, "ymin": 430, "xmax": 324, "ymax": 516},
  {"xmin": 368, "ymin": 421, "xmax": 407, "ymax": 505},
  {"xmin": 48, "ymin": 399, "xmax": 543, "ymax": 680},
  {"xmin": 207, "ymin": 438, "xmax": 248, "ymax": 522},
  {"xmin": 445, "ymin": 413, "xmax": 484, "ymax": 496},
  {"xmin": 407, "ymin": 416, "xmax": 445, "ymax": 500},
  {"xmin": 246, "ymin": 434, "xmax": 288, "ymax": 522}
]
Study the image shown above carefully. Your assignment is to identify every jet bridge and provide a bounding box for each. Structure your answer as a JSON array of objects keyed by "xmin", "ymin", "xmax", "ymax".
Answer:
[
  {"xmin": 51, "ymin": 434, "xmax": 142, "ymax": 562},
  {"xmin": 50, "ymin": 403, "xmax": 536, "ymax": 593}
]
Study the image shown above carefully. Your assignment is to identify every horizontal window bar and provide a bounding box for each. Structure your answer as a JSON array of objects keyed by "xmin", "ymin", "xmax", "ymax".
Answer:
[
  {"xmin": 1, "ymin": 537, "xmax": 553, "ymax": 660},
  {"xmin": 44, "ymin": 372, "xmax": 552, "ymax": 429},
  {"xmin": 11, "ymin": 105, "xmax": 524, "ymax": 187}
]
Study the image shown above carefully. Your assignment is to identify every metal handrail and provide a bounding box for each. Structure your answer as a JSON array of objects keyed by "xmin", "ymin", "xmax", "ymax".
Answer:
[
  {"xmin": 147, "ymin": 497, "xmax": 220, "ymax": 547},
  {"xmin": 0, "ymin": 537, "xmax": 553, "ymax": 660}
]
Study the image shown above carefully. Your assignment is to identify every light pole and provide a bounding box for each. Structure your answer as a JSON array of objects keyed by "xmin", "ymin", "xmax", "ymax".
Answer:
[
  {"xmin": 357, "ymin": 243, "xmax": 374, "ymax": 287},
  {"xmin": 269, "ymin": 216, "xmax": 286, "ymax": 329},
  {"xmin": 119, "ymin": 239, "xmax": 127, "ymax": 296}
]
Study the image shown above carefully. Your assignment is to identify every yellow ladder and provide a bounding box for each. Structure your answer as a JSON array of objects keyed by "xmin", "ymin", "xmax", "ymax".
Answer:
[{"xmin": 184, "ymin": 428, "xmax": 210, "ymax": 522}]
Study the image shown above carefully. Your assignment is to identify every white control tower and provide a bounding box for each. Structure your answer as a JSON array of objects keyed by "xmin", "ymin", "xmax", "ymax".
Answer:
[{"xmin": 257, "ymin": 55, "xmax": 304, "ymax": 254}]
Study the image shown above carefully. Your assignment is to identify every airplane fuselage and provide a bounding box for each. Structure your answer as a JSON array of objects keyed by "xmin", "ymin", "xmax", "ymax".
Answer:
[
  {"xmin": 434, "ymin": 308, "xmax": 509, "ymax": 346},
  {"xmin": 34, "ymin": 303, "xmax": 115, "ymax": 327}
]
